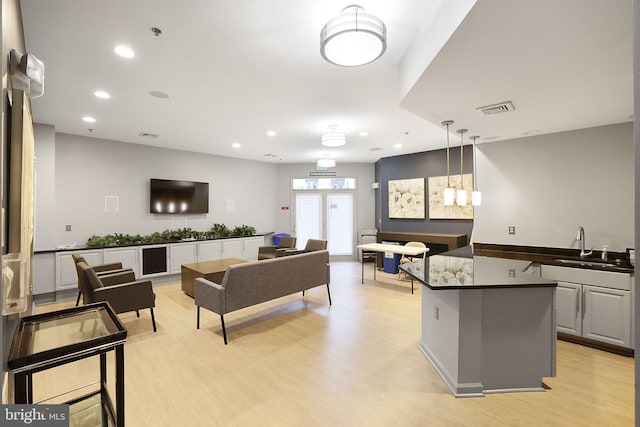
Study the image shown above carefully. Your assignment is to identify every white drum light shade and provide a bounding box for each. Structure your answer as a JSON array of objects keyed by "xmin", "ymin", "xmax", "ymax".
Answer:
[
  {"xmin": 322, "ymin": 126, "xmax": 347, "ymax": 147},
  {"xmin": 320, "ymin": 5, "xmax": 386, "ymax": 67},
  {"xmin": 317, "ymin": 159, "xmax": 336, "ymax": 168}
]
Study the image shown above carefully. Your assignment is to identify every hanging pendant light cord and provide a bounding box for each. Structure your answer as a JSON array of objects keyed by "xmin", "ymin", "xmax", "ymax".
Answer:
[
  {"xmin": 471, "ymin": 136, "xmax": 478, "ymax": 191},
  {"xmin": 442, "ymin": 121, "xmax": 453, "ymax": 187}
]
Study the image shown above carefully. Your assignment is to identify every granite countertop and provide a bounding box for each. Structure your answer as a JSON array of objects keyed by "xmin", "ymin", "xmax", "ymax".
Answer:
[
  {"xmin": 473, "ymin": 243, "xmax": 634, "ymax": 274},
  {"xmin": 35, "ymin": 231, "xmax": 275, "ymax": 254},
  {"xmin": 400, "ymin": 246, "xmax": 557, "ymax": 290}
]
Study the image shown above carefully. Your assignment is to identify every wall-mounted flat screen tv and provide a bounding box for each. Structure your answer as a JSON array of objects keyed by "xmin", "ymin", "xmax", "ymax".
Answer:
[{"xmin": 150, "ymin": 178, "xmax": 209, "ymax": 214}]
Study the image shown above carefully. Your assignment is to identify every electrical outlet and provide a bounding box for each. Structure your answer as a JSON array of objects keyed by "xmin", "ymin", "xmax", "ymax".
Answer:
[
  {"xmin": 66, "ymin": 225, "xmax": 72, "ymax": 231},
  {"xmin": 508, "ymin": 269, "xmax": 516, "ymax": 278},
  {"xmin": 508, "ymin": 225, "xmax": 516, "ymax": 235},
  {"xmin": 434, "ymin": 307, "xmax": 439, "ymax": 320}
]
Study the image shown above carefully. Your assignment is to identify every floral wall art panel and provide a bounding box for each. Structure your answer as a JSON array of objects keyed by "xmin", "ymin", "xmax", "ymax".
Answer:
[
  {"xmin": 388, "ymin": 178, "xmax": 425, "ymax": 219},
  {"xmin": 428, "ymin": 174, "xmax": 474, "ymax": 219}
]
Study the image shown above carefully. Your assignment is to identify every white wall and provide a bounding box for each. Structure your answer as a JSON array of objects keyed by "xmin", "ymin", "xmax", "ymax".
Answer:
[
  {"xmin": 474, "ymin": 122, "xmax": 633, "ymax": 252},
  {"xmin": 34, "ymin": 123, "xmax": 56, "ymax": 250},
  {"xmin": 34, "ymin": 131, "xmax": 376, "ymax": 256},
  {"xmin": 38, "ymin": 132, "xmax": 279, "ymax": 248},
  {"xmin": 273, "ymin": 163, "xmax": 376, "ymax": 248}
]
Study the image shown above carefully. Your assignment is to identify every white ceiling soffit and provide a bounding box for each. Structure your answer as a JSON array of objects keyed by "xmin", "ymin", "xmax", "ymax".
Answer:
[
  {"xmin": 400, "ymin": 0, "xmax": 633, "ymax": 143},
  {"xmin": 398, "ymin": 0, "xmax": 477, "ymax": 100}
]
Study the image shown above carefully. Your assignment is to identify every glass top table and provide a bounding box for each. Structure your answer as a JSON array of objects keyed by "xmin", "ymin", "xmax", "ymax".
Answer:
[{"xmin": 8, "ymin": 302, "xmax": 127, "ymax": 426}]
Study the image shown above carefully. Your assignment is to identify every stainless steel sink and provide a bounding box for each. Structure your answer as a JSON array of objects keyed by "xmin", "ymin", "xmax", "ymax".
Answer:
[{"xmin": 553, "ymin": 258, "xmax": 617, "ymax": 268}]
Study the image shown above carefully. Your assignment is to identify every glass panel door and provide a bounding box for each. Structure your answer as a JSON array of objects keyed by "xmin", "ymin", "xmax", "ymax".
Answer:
[
  {"xmin": 295, "ymin": 193, "xmax": 322, "ymax": 250},
  {"xmin": 326, "ymin": 193, "xmax": 353, "ymax": 255}
]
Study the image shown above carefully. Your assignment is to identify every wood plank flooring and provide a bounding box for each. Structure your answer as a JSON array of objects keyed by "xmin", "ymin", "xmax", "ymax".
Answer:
[{"xmin": 33, "ymin": 261, "xmax": 634, "ymax": 426}]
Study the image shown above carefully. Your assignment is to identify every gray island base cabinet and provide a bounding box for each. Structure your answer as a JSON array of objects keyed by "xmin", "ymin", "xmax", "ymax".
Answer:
[{"xmin": 401, "ymin": 248, "xmax": 557, "ymax": 397}]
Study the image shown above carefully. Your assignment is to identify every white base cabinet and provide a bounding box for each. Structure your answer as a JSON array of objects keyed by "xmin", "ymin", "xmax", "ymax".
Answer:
[
  {"xmin": 220, "ymin": 239, "xmax": 243, "ymax": 259},
  {"xmin": 103, "ymin": 246, "xmax": 140, "ymax": 277},
  {"xmin": 44, "ymin": 236, "xmax": 270, "ymax": 295},
  {"xmin": 197, "ymin": 241, "xmax": 221, "ymax": 262},
  {"xmin": 170, "ymin": 242, "xmax": 197, "ymax": 273},
  {"xmin": 582, "ymin": 284, "xmax": 631, "ymax": 348},
  {"xmin": 55, "ymin": 249, "xmax": 103, "ymax": 291},
  {"xmin": 542, "ymin": 265, "xmax": 633, "ymax": 349},
  {"xmin": 555, "ymin": 282, "xmax": 582, "ymax": 336},
  {"xmin": 242, "ymin": 236, "xmax": 264, "ymax": 261}
]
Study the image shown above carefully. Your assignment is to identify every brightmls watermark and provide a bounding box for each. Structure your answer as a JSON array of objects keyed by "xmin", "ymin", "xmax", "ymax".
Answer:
[{"xmin": 1, "ymin": 405, "xmax": 69, "ymax": 426}]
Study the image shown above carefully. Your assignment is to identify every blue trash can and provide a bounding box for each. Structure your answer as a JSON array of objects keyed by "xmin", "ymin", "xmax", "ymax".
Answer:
[
  {"xmin": 273, "ymin": 233, "xmax": 291, "ymax": 245},
  {"xmin": 381, "ymin": 241, "xmax": 402, "ymax": 273}
]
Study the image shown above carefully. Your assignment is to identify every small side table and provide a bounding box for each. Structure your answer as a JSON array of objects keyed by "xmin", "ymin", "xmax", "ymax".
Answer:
[{"xmin": 8, "ymin": 302, "xmax": 127, "ymax": 426}]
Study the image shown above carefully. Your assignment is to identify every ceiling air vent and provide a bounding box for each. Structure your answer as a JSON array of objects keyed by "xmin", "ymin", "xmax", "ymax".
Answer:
[
  {"xmin": 476, "ymin": 101, "xmax": 515, "ymax": 115},
  {"xmin": 138, "ymin": 132, "xmax": 159, "ymax": 138}
]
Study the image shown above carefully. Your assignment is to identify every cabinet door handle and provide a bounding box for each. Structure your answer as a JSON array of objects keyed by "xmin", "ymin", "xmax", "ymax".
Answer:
[
  {"xmin": 576, "ymin": 289, "xmax": 580, "ymax": 316},
  {"xmin": 582, "ymin": 289, "xmax": 586, "ymax": 318}
]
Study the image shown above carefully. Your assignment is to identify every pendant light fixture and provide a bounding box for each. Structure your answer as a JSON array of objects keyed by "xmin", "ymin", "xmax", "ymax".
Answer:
[
  {"xmin": 456, "ymin": 129, "xmax": 468, "ymax": 206},
  {"xmin": 321, "ymin": 125, "xmax": 347, "ymax": 147},
  {"xmin": 470, "ymin": 135, "xmax": 482, "ymax": 206},
  {"xmin": 320, "ymin": 5, "xmax": 387, "ymax": 67},
  {"xmin": 442, "ymin": 120, "xmax": 455, "ymax": 206}
]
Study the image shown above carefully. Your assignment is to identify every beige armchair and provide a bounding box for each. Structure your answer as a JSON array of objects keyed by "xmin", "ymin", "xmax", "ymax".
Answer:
[
  {"xmin": 72, "ymin": 253, "xmax": 131, "ymax": 306},
  {"xmin": 258, "ymin": 236, "xmax": 297, "ymax": 260},
  {"xmin": 77, "ymin": 261, "xmax": 157, "ymax": 332}
]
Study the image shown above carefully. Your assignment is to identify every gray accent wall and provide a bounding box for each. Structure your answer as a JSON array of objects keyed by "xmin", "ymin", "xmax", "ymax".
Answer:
[
  {"xmin": 374, "ymin": 145, "xmax": 474, "ymax": 237},
  {"xmin": 474, "ymin": 122, "xmax": 633, "ymax": 252}
]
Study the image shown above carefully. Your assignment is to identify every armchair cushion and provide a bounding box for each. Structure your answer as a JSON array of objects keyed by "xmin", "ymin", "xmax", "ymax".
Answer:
[{"xmin": 94, "ymin": 280, "xmax": 155, "ymax": 313}]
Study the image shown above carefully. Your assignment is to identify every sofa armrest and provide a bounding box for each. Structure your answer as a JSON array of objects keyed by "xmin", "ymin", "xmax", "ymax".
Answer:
[
  {"xmin": 92, "ymin": 262, "xmax": 124, "ymax": 272},
  {"xmin": 94, "ymin": 280, "xmax": 155, "ymax": 313},
  {"xmin": 194, "ymin": 278, "xmax": 225, "ymax": 315},
  {"xmin": 98, "ymin": 270, "xmax": 137, "ymax": 286}
]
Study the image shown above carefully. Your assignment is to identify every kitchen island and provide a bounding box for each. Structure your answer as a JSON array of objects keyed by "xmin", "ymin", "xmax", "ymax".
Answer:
[{"xmin": 400, "ymin": 246, "xmax": 557, "ymax": 397}]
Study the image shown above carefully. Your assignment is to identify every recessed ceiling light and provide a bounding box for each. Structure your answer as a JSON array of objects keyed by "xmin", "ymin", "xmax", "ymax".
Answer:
[
  {"xmin": 82, "ymin": 116, "xmax": 96, "ymax": 123},
  {"xmin": 360, "ymin": 131, "xmax": 369, "ymax": 137},
  {"xmin": 266, "ymin": 130, "xmax": 277, "ymax": 137},
  {"xmin": 232, "ymin": 143, "xmax": 241, "ymax": 148},
  {"xmin": 394, "ymin": 143, "xmax": 402, "ymax": 148},
  {"xmin": 114, "ymin": 45, "xmax": 135, "ymax": 58},
  {"xmin": 523, "ymin": 130, "xmax": 539, "ymax": 135},
  {"xmin": 94, "ymin": 90, "xmax": 111, "ymax": 99},
  {"xmin": 149, "ymin": 91, "xmax": 169, "ymax": 99}
]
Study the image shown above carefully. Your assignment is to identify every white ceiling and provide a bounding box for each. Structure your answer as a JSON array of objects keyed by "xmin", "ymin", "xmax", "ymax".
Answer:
[{"xmin": 19, "ymin": 0, "xmax": 632, "ymax": 164}]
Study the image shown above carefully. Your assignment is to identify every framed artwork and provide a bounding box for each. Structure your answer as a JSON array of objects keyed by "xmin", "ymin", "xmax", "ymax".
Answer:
[
  {"xmin": 388, "ymin": 178, "xmax": 425, "ymax": 219},
  {"xmin": 428, "ymin": 174, "xmax": 474, "ymax": 220}
]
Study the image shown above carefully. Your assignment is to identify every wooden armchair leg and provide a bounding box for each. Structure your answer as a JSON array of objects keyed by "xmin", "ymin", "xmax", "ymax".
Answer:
[
  {"xmin": 75, "ymin": 291, "xmax": 82, "ymax": 306},
  {"xmin": 326, "ymin": 284, "xmax": 332, "ymax": 305},
  {"xmin": 197, "ymin": 306, "xmax": 201, "ymax": 329},
  {"xmin": 136, "ymin": 310, "xmax": 140, "ymax": 318}
]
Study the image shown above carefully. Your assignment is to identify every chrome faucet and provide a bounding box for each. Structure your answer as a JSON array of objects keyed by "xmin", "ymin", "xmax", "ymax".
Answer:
[{"xmin": 576, "ymin": 226, "xmax": 593, "ymax": 257}]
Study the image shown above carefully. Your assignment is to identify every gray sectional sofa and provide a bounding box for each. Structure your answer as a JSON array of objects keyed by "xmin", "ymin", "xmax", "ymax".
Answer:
[{"xmin": 194, "ymin": 250, "xmax": 331, "ymax": 344}]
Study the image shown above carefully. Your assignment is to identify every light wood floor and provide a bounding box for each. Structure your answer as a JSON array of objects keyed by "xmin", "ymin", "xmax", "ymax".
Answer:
[{"xmin": 33, "ymin": 261, "xmax": 634, "ymax": 426}]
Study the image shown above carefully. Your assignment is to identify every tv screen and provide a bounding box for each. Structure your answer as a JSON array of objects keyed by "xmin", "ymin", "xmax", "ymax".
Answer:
[{"xmin": 150, "ymin": 179, "xmax": 209, "ymax": 214}]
